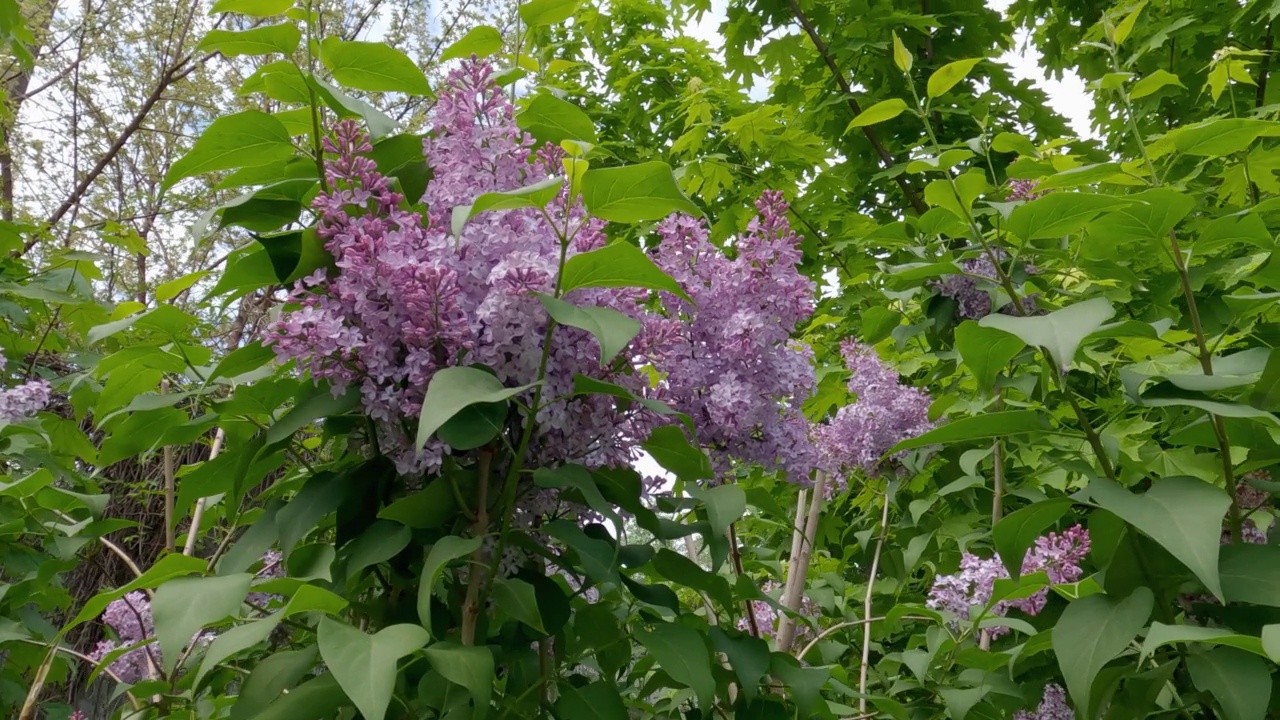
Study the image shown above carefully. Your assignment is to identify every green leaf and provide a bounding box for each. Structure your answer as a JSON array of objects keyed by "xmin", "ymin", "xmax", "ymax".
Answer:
[
  {"xmin": 1053, "ymin": 588, "xmax": 1153, "ymax": 713},
  {"xmin": 209, "ymin": 342, "xmax": 276, "ymax": 384},
  {"xmin": 453, "ymin": 177, "xmax": 563, "ymax": 235},
  {"xmin": 1035, "ymin": 162, "xmax": 1126, "ymax": 191},
  {"xmin": 1112, "ymin": 1, "xmax": 1145, "ymax": 44},
  {"xmin": 516, "ymin": 93, "xmax": 597, "ymax": 145},
  {"xmin": 493, "ymin": 578, "xmax": 546, "ymax": 633},
  {"xmin": 887, "ymin": 410, "xmax": 1049, "ymax": 454},
  {"xmin": 1168, "ymin": 118, "xmax": 1280, "ymax": 158},
  {"xmin": 341, "ymin": 521, "xmax": 411, "ymax": 578},
  {"xmin": 1220, "ymin": 543, "xmax": 1280, "ymax": 605},
  {"xmin": 554, "ymin": 682, "xmax": 627, "ymax": 720},
  {"xmin": 1086, "ymin": 476, "xmax": 1230, "ymax": 600},
  {"xmin": 1007, "ymin": 194, "xmax": 1132, "ymax": 241},
  {"xmin": 687, "ymin": 483, "xmax": 745, "ymax": 537},
  {"xmin": 210, "ymin": 0, "xmax": 294, "ymax": 15},
  {"xmin": 440, "ymin": 25, "xmax": 503, "ymax": 61},
  {"xmin": 533, "ymin": 464, "xmax": 620, "ymax": 526},
  {"xmin": 519, "ymin": 0, "xmax": 579, "ymax": 25},
  {"xmin": 545, "ymin": 520, "xmax": 617, "ymax": 583},
  {"xmin": 418, "ymin": 535, "xmax": 483, "ymax": 631},
  {"xmin": 196, "ymin": 614, "xmax": 281, "ymax": 688},
  {"xmin": 309, "ymin": 75, "xmax": 398, "ymax": 140},
  {"xmin": 1088, "ymin": 188, "xmax": 1192, "ymax": 245},
  {"xmin": 197, "ymin": 23, "xmax": 300, "ymax": 56},
  {"xmin": 860, "ymin": 306, "xmax": 902, "ymax": 343},
  {"xmin": 980, "ymin": 297, "xmax": 1115, "ymax": 372},
  {"xmin": 955, "ymin": 322, "xmax": 1026, "ymax": 394},
  {"xmin": 154, "ymin": 271, "xmax": 208, "ymax": 302},
  {"xmin": 708, "ymin": 628, "xmax": 770, "ymax": 699},
  {"xmin": 267, "ymin": 384, "xmax": 361, "ymax": 445},
  {"xmin": 1139, "ymin": 623, "xmax": 1266, "ymax": 665},
  {"xmin": 538, "ymin": 295, "xmax": 640, "ymax": 364},
  {"xmin": 164, "ymin": 111, "xmax": 295, "ymax": 189},
  {"xmin": 253, "ymin": 673, "xmax": 348, "ymax": 720},
  {"xmin": 66, "ymin": 554, "xmax": 208, "ymax": 631},
  {"xmin": 560, "ymin": 241, "xmax": 690, "ymax": 300},
  {"xmin": 1131, "ymin": 69, "xmax": 1185, "ymax": 100},
  {"xmin": 635, "ymin": 621, "xmax": 715, "ymax": 709},
  {"xmin": 152, "ymin": 573, "xmax": 254, "ymax": 672},
  {"xmin": 317, "ymin": 618, "xmax": 429, "ymax": 720},
  {"xmin": 927, "ymin": 58, "xmax": 983, "ymax": 98},
  {"xmin": 847, "ymin": 98, "xmax": 908, "ymax": 129},
  {"xmin": 229, "ymin": 646, "xmax": 321, "ymax": 720},
  {"xmin": 416, "ymin": 366, "xmax": 536, "ymax": 450},
  {"xmin": 992, "ymin": 498, "xmax": 1073, "ymax": 578},
  {"xmin": 581, "ymin": 161, "xmax": 701, "ymax": 223},
  {"xmin": 1250, "ymin": 349, "xmax": 1280, "ymax": 411},
  {"xmin": 892, "ymin": 31, "xmax": 912, "ymax": 72},
  {"xmin": 319, "ymin": 38, "xmax": 431, "ymax": 95},
  {"xmin": 378, "ymin": 481, "xmax": 457, "ymax": 529},
  {"xmin": 642, "ymin": 425, "xmax": 712, "ymax": 481},
  {"xmin": 1187, "ymin": 647, "xmax": 1271, "ymax": 720},
  {"xmin": 423, "ymin": 642, "xmax": 494, "ymax": 720}
]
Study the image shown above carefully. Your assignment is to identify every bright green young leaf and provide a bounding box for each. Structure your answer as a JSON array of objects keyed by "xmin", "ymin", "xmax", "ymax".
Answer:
[
  {"xmin": 154, "ymin": 271, "xmax": 209, "ymax": 303},
  {"xmin": 1053, "ymin": 588, "xmax": 1153, "ymax": 713},
  {"xmin": 847, "ymin": 98, "xmax": 908, "ymax": 129},
  {"xmin": 892, "ymin": 31, "xmax": 912, "ymax": 72},
  {"xmin": 418, "ymin": 535, "xmax": 483, "ymax": 631},
  {"xmin": 1187, "ymin": 647, "xmax": 1271, "ymax": 720},
  {"xmin": 197, "ymin": 24, "xmax": 300, "ymax": 56},
  {"xmin": 152, "ymin": 573, "xmax": 254, "ymax": 672},
  {"xmin": 210, "ymin": 0, "xmax": 294, "ymax": 15},
  {"xmin": 1168, "ymin": 118, "xmax": 1280, "ymax": 158},
  {"xmin": 887, "ymin": 410, "xmax": 1050, "ymax": 454},
  {"xmin": 538, "ymin": 294, "xmax": 641, "ymax": 364},
  {"xmin": 423, "ymin": 642, "xmax": 495, "ymax": 720},
  {"xmin": 519, "ymin": 0, "xmax": 580, "ymax": 26},
  {"xmin": 636, "ymin": 621, "xmax": 715, "ymax": 709},
  {"xmin": 581, "ymin": 161, "xmax": 701, "ymax": 223},
  {"xmin": 992, "ymin": 498, "xmax": 1073, "ymax": 577},
  {"xmin": 559, "ymin": 241, "xmax": 691, "ymax": 301},
  {"xmin": 1131, "ymin": 69, "xmax": 1185, "ymax": 100},
  {"xmin": 516, "ymin": 93, "xmax": 597, "ymax": 144},
  {"xmin": 1087, "ymin": 476, "xmax": 1230, "ymax": 599},
  {"xmin": 980, "ymin": 297, "xmax": 1116, "ymax": 372},
  {"xmin": 453, "ymin": 177, "xmax": 564, "ymax": 235},
  {"xmin": 319, "ymin": 37, "xmax": 431, "ymax": 95},
  {"xmin": 493, "ymin": 578, "xmax": 546, "ymax": 633},
  {"xmin": 927, "ymin": 58, "xmax": 983, "ymax": 98},
  {"xmin": 164, "ymin": 111, "xmax": 295, "ymax": 189},
  {"xmin": 1035, "ymin": 162, "xmax": 1126, "ymax": 191},
  {"xmin": 317, "ymin": 618, "xmax": 429, "ymax": 720},
  {"xmin": 440, "ymin": 25, "xmax": 503, "ymax": 61},
  {"xmin": 954, "ymin": 321, "xmax": 1026, "ymax": 394}
]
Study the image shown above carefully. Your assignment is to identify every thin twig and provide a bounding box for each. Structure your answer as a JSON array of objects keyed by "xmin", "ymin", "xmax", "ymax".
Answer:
[
  {"xmin": 183, "ymin": 428, "xmax": 226, "ymax": 557},
  {"xmin": 776, "ymin": 473, "xmax": 826, "ymax": 652},
  {"xmin": 858, "ymin": 490, "xmax": 892, "ymax": 714}
]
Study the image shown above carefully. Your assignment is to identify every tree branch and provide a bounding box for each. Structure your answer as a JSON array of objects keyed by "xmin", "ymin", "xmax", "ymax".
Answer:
[{"xmin": 784, "ymin": 0, "xmax": 928, "ymax": 215}]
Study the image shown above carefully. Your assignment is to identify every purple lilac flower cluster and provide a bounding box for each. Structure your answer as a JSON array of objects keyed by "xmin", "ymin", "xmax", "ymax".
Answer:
[
  {"xmin": 0, "ymin": 351, "xmax": 50, "ymax": 423},
  {"xmin": 1006, "ymin": 178, "xmax": 1045, "ymax": 202},
  {"xmin": 89, "ymin": 591, "xmax": 159, "ymax": 684},
  {"xmin": 812, "ymin": 341, "xmax": 933, "ymax": 488},
  {"xmin": 1013, "ymin": 684, "xmax": 1072, "ymax": 720},
  {"xmin": 736, "ymin": 580, "xmax": 815, "ymax": 647},
  {"xmin": 642, "ymin": 195, "xmax": 818, "ymax": 480},
  {"xmin": 929, "ymin": 248, "xmax": 1037, "ymax": 320},
  {"xmin": 267, "ymin": 60, "xmax": 821, "ymax": 484},
  {"xmin": 927, "ymin": 525, "xmax": 1089, "ymax": 639}
]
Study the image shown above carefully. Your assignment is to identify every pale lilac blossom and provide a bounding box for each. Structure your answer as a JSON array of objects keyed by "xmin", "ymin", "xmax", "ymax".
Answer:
[
  {"xmin": 1013, "ymin": 684, "xmax": 1072, "ymax": 720},
  {"xmin": 927, "ymin": 525, "xmax": 1089, "ymax": 638},
  {"xmin": 0, "ymin": 351, "xmax": 50, "ymax": 423}
]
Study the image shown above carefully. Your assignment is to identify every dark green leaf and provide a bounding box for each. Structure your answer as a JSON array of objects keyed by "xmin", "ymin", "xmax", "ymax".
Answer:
[
  {"xmin": 887, "ymin": 410, "xmax": 1049, "ymax": 454},
  {"xmin": 493, "ymin": 578, "xmax": 546, "ymax": 633},
  {"xmin": 992, "ymin": 498, "xmax": 1073, "ymax": 578},
  {"xmin": 955, "ymin": 321, "xmax": 1026, "ymax": 394},
  {"xmin": 1053, "ymin": 588, "xmax": 1153, "ymax": 713},
  {"xmin": 516, "ymin": 93, "xmax": 597, "ymax": 144},
  {"xmin": 635, "ymin": 621, "xmax": 715, "ymax": 709},
  {"xmin": 317, "ymin": 618, "xmax": 429, "ymax": 720},
  {"xmin": 1187, "ymin": 647, "xmax": 1271, "ymax": 720},
  {"xmin": 538, "ymin": 294, "xmax": 641, "ymax": 364},
  {"xmin": 560, "ymin": 241, "xmax": 690, "ymax": 300},
  {"xmin": 416, "ymin": 366, "xmax": 536, "ymax": 449},
  {"xmin": 423, "ymin": 642, "xmax": 494, "ymax": 720},
  {"xmin": 418, "ymin": 535, "xmax": 483, "ymax": 631},
  {"xmin": 580, "ymin": 161, "xmax": 702, "ymax": 223},
  {"xmin": 642, "ymin": 425, "xmax": 712, "ymax": 482}
]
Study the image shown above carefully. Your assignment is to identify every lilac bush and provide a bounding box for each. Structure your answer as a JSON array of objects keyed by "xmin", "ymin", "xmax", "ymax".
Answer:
[
  {"xmin": 1013, "ymin": 683, "xmax": 1073, "ymax": 720},
  {"xmin": 930, "ymin": 248, "xmax": 1037, "ymax": 320},
  {"xmin": 89, "ymin": 591, "xmax": 159, "ymax": 684},
  {"xmin": 267, "ymin": 60, "xmax": 822, "ymax": 483}
]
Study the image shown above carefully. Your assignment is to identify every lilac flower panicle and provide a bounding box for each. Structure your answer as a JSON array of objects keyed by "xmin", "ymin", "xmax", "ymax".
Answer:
[
  {"xmin": 1237, "ymin": 473, "xmax": 1272, "ymax": 511},
  {"xmin": 1013, "ymin": 684, "xmax": 1073, "ymax": 720},
  {"xmin": 89, "ymin": 591, "xmax": 158, "ymax": 684},
  {"xmin": 69, "ymin": 711, "xmax": 87, "ymax": 720},
  {"xmin": 929, "ymin": 247, "xmax": 1037, "ymax": 320},
  {"xmin": 267, "ymin": 59, "xmax": 822, "ymax": 485},
  {"xmin": 247, "ymin": 549, "xmax": 285, "ymax": 609},
  {"xmin": 0, "ymin": 350, "xmax": 51, "ymax": 423},
  {"xmin": 1006, "ymin": 178, "xmax": 1045, "ymax": 202},
  {"xmin": 927, "ymin": 524, "xmax": 1089, "ymax": 638},
  {"xmin": 813, "ymin": 341, "xmax": 933, "ymax": 486}
]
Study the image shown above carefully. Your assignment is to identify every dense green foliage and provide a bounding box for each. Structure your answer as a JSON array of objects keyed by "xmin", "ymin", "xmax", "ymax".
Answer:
[{"xmin": 6, "ymin": 0, "xmax": 1280, "ymax": 718}]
